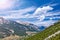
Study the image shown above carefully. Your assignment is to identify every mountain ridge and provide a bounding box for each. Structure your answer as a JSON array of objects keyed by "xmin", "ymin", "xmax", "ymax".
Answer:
[{"xmin": 0, "ymin": 17, "xmax": 39, "ymax": 38}]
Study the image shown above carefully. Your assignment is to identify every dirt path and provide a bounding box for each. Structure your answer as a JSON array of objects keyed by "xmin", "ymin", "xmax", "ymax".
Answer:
[{"xmin": 44, "ymin": 31, "xmax": 60, "ymax": 40}]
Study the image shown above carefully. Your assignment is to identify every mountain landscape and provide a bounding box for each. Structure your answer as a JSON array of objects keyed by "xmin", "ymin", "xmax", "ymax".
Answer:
[
  {"xmin": 0, "ymin": 17, "xmax": 60, "ymax": 40},
  {"xmin": 0, "ymin": 17, "xmax": 39, "ymax": 38},
  {"xmin": 0, "ymin": 0, "xmax": 60, "ymax": 40},
  {"xmin": 24, "ymin": 21, "xmax": 60, "ymax": 40}
]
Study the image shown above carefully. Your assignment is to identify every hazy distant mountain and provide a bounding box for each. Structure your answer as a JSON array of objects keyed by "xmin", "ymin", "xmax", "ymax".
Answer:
[
  {"xmin": 16, "ymin": 21, "xmax": 40, "ymax": 31},
  {"xmin": 0, "ymin": 17, "xmax": 39, "ymax": 38}
]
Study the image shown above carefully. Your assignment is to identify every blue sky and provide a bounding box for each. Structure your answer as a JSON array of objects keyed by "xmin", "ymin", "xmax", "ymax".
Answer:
[{"xmin": 0, "ymin": 0, "xmax": 60, "ymax": 27}]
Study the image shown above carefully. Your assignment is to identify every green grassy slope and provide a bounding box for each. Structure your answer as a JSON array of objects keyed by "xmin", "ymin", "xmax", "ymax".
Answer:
[{"xmin": 24, "ymin": 21, "xmax": 60, "ymax": 40}]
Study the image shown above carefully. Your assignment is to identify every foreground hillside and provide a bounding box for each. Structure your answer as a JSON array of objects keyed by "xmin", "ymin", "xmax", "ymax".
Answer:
[{"xmin": 25, "ymin": 21, "xmax": 60, "ymax": 40}]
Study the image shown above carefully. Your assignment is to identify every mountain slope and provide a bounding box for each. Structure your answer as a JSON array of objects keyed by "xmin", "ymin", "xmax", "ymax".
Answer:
[
  {"xmin": 0, "ymin": 17, "xmax": 39, "ymax": 38},
  {"xmin": 25, "ymin": 21, "xmax": 60, "ymax": 40}
]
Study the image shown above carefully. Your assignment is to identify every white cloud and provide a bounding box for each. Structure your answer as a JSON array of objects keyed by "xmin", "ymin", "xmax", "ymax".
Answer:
[
  {"xmin": 0, "ymin": 6, "xmax": 36, "ymax": 19},
  {"xmin": 33, "ymin": 6, "xmax": 53, "ymax": 15},
  {"xmin": 28, "ymin": 6, "xmax": 54, "ymax": 21},
  {"xmin": 37, "ymin": 15, "xmax": 45, "ymax": 21}
]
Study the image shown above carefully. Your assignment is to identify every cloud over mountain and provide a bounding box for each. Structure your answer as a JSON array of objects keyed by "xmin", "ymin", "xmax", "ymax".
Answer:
[{"xmin": 0, "ymin": 0, "xmax": 60, "ymax": 27}]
